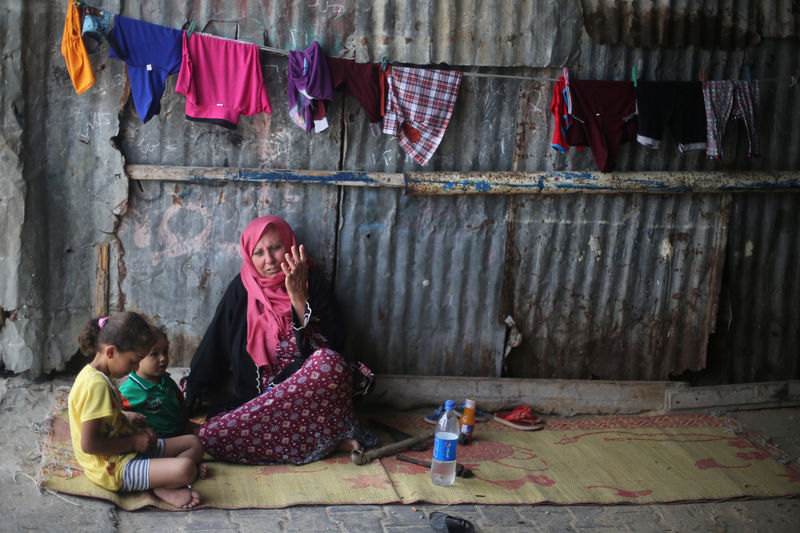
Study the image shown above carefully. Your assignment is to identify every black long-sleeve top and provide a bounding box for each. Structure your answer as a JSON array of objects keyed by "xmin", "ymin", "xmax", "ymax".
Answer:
[{"xmin": 185, "ymin": 269, "xmax": 344, "ymax": 414}]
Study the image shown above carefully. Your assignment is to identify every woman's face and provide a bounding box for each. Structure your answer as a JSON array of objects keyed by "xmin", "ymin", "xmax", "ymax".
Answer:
[{"xmin": 251, "ymin": 225, "xmax": 286, "ymax": 278}]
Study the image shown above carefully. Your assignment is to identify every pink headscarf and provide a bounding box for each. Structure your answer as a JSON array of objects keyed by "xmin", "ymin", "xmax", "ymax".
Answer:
[{"xmin": 240, "ymin": 215, "xmax": 299, "ymax": 368}]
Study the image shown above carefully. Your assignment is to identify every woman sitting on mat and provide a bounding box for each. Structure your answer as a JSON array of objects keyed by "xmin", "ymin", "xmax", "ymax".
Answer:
[{"xmin": 184, "ymin": 215, "xmax": 374, "ymax": 465}]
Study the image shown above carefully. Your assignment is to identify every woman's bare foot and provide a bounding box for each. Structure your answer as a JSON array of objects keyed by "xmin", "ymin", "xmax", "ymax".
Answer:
[
  {"xmin": 335, "ymin": 438, "xmax": 361, "ymax": 453},
  {"xmin": 152, "ymin": 487, "xmax": 200, "ymax": 509},
  {"xmin": 197, "ymin": 463, "xmax": 209, "ymax": 479}
]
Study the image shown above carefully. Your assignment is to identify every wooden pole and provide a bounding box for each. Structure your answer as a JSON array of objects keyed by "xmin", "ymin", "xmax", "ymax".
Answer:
[{"xmin": 93, "ymin": 243, "xmax": 109, "ymax": 317}]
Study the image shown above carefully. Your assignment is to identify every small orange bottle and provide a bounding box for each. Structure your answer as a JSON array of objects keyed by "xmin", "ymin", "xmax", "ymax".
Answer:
[{"xmin": 459, "ymin": 398, "xmax": 477, "ymax": 444}]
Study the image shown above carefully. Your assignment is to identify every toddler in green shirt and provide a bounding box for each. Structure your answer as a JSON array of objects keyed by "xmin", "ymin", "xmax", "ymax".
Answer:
[{"xmin": 120, "ymin": 326, "xmax": 198, "ymax": 437}]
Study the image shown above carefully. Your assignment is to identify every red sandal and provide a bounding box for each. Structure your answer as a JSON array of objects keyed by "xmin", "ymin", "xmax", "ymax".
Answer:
[{"xmin": 493, "ymin": 405, "xmax": 545, "ymax": 431}]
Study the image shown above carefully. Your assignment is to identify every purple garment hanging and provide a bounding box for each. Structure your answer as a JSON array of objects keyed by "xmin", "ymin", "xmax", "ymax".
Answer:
[{"xmin": 287, "ymin": 41, "xmax": 333, "ymax": 131}]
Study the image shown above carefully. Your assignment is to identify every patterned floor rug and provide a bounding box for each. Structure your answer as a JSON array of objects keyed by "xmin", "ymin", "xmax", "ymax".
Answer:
[{"xmin": 37, "ymin": 388, "xmax": 800, "ymax": 510}]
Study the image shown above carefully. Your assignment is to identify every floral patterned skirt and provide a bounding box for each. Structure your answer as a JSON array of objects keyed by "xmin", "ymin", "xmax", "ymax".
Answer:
[{"xmin": 199, "ymin": 330, "xmax": 359, "ymax": 465}]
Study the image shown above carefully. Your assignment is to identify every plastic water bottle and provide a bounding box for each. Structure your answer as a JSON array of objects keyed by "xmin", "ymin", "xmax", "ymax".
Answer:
[{"xmin": 431, "ymin": 399, "xmax": 459, "ymax": 486}]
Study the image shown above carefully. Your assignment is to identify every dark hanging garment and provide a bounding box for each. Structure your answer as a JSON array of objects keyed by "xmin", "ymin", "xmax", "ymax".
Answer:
[
  {"xmin": 636, "ymin": 81, "xmax": 707, "ymax": 153},
  {"xmin": 326, "ymin": 56, "xmax": 383, "ymax": 124},
  {"xmin": 564, "ymin": 78, "xmax": 637, "ymax": 172}
]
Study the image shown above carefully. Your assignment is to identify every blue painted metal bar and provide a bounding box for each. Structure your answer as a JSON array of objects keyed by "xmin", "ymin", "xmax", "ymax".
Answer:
[
  {"xmin": 405, "ymin": 171, "xmax": 800, "ymax": 194},
  {"xmin": 126, "ymin": 165, "xmax": 405, "ymax": 188},
  {"xmin": 127, "ymin": 165, "xmax": 800, "ymax": 194}
]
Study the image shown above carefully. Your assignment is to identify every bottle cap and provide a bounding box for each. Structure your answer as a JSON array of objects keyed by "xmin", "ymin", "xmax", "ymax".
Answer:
[
  {"xmin": 464, "ymin": 398, "xmax": 476, "ymax": 408},
  {"xmin": 444, "ymin": 399, "xmax": 455, "ymax": 410}
]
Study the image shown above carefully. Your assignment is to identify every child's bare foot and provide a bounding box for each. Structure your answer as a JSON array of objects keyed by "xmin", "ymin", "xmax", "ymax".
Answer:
[
  {"xmin": 197, "ymin": 463, "xmax": 209, "ymax": 479},
  {"xmin": 335, "ymin": 438, "xmax": 361, "ymax": 453},
  {"xmin": 153, "ymin": 487, "xmax": 200, "ymax": 509}
]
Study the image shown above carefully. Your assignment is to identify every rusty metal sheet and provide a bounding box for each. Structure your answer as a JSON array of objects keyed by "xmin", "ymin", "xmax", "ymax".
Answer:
[
  {"xmin": 126, "ymin": 1, "xmax": 583, "ymax": 66},
  {"xmin": 502, "ymin": 193, "xmax": 731, "ymax": 380},
  {"xmin": 704, "ymin": 193, "xmax": 800, "ymax": 383},
  {"xmin": 351, "ymin": 0, "xmax": 582, "ymax": 66},
  {"xmin": 336, "ymin": 187, "xmax": 509, "ymax": 376},
  {"xmin": 3, "ymin": 0, "xmax": 800, "ymax": 381},
  {"xmin": 581, "ymin": 0, "xmax": 796, "ymax": 49}
]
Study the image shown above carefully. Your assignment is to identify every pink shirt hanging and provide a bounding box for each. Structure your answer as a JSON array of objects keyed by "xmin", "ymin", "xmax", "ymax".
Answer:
[{"xmin": 176, "ymin": 33, "xmax": 271, "ymax": 129}]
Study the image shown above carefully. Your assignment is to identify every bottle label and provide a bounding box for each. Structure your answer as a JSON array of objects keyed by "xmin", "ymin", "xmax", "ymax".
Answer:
[
  {"xmin": 433, "ymin": 433, "xmax": 458, "ymax": 462},
  {"xmin": 460, "ymin": 423, "xmax": 474, "ymax": 435}
]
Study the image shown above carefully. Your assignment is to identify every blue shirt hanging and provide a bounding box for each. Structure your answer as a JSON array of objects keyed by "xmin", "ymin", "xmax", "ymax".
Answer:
[{"xmin": 107, "ymin": 15, "xmax": 182, "ymax": 123}]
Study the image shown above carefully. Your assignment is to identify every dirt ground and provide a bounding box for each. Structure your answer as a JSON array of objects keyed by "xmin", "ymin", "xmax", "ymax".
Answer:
[{"xmin": 1, "ymin": 374, "xmax": 798, "ymax": 532}]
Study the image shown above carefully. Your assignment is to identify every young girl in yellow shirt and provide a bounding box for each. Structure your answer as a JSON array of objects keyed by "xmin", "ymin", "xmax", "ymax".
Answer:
[{"xmin": 68, "ymin": 312, "xmax": 207, "ymax": 508}]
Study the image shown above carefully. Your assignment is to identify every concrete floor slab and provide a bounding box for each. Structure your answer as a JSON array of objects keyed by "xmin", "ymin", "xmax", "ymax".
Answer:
[{"xmin": 2, "ymin": 375, "xmax": 798, "ymax": 532}]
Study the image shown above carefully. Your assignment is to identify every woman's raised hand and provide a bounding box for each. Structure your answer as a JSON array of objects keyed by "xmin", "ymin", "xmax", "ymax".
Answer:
[{"xmin": 282, "ymin": 244, "xmax": 309, "ymax": 314}]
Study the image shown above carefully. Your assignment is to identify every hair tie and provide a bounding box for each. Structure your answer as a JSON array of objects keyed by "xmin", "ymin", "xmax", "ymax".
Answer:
[{"xmin": 98, "ymin": 316, "xmax": 108, "ymax": 329}]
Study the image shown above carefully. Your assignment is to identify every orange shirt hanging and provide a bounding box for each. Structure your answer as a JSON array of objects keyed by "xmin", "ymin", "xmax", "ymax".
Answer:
[{"xmin": 61, "ymin": 0, "xmax": 95, "ymax": 94}]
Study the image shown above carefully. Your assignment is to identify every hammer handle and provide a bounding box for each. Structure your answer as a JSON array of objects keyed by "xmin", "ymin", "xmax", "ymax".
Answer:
[
  {"xmin": 351, "ymin": 431, "xmax": 434, "ymax": 465},
  {"xmin": 368, "ymin": 418, "xmax": 429, "ymax": 451}
]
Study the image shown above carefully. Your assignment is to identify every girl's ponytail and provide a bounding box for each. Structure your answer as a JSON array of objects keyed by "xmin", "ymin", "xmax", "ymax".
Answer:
[{"xmin": 77, "ymin": 312, "xmax": 155, "ymax": 355}]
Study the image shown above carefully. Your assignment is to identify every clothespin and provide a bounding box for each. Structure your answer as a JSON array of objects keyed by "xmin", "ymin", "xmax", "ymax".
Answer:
[
  {"xmin": 381, "ymin": 56, "xmax": 388, "ymax": 72},
  {"xmin": 632, "ymin": 66, "xmax": 638, "ymax": 87},
  {"xmin": 790, "ymin": 75, "xmax": 798, "ymax": 88},
  {"xmin": 563, "ymin": 66, "xmax": 570, "ymax": 86},
  {"xmin": 186, "ymin": 20, "xmax": 196, "ymax": 41},
  {"xmin": 745, "ymin": 66, "xmax": 752, "ymax": 83},
  {"xmin": 701, "ymin": 69, "xmax": 707, "ymax": 89}
]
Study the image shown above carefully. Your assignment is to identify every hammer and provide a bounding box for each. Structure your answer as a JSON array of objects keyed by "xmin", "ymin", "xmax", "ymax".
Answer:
[
  {"xmin": 351, "ymin": 431, "xmax": 434, "ymax": 465},
  {"xmin": 368, "ymin": 418, "xmax": 429, "ymax": 451}
]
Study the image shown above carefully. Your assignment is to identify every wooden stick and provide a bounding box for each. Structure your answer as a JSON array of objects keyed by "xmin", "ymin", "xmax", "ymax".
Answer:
[{"xmin": 351, "ymin": 432, "xmax": 434, "ymax": 465}]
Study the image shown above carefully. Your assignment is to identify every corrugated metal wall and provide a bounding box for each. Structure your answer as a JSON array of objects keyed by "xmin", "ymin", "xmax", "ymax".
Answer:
[
  {"xmin": 703, "ymin": 193, "xmax": 800, "ymax": 383},
  {"xmin": 1, "ymin": 0, "xmax": 799, "ymax": 384},
  {"xmin": 502, "ymin": 193, "xmax": 730, "ymax": 380},
  {"xmin": 336, "ymin": 188, "xmax": 508, "ymax": 376}
]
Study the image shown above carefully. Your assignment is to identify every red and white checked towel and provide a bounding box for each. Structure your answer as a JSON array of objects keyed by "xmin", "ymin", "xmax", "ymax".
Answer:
[{"xmin": 383, "ymin": 66, "xmax": 462, "ymax": 165}]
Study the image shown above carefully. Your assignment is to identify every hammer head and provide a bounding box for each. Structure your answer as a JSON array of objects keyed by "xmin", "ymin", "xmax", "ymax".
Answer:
[{"xmin": 351, "ymin": 448, "xmax": 368, "ymax": 465}]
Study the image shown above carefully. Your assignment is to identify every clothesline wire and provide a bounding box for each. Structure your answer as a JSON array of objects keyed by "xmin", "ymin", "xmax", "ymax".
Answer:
[
  {"xmin": 191, "ymin": 31, "xmax": 289, "ymax": 56},
  {"xmin": 156, "ymin": 30, "xmax": 800, "ymax": 84},
  {"xmin": 76, "ymin": 2, "xmax": 795, "ymax": 85}
]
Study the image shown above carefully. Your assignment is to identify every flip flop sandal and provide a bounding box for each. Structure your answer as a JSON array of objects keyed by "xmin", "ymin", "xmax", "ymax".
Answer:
[
  {"xmin": 429, "ymin": 512, "xmax": 475, "ymax": 533},
  {"xmin": 493, "ymin": 405, "xmax": 545, "ymax": 431}
]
